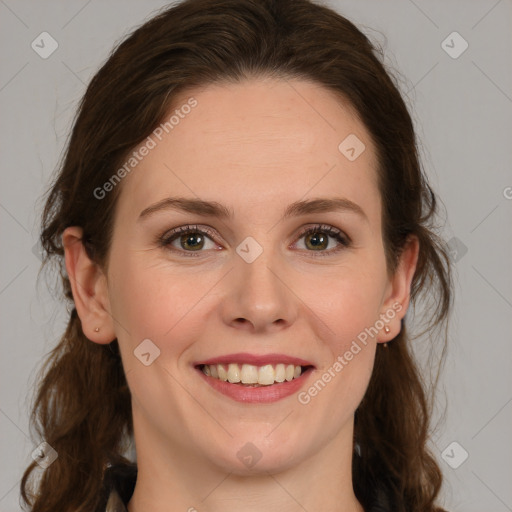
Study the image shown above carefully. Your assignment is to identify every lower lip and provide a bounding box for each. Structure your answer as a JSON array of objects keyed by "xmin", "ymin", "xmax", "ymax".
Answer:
[{"xmin": 195, "ymin": 367, "xmax": 314, "ymax": 404}]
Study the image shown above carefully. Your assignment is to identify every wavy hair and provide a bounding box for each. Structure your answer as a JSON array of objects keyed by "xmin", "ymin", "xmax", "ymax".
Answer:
[{"xmin": 21, "ymin": 0, "xmax": 453, "ymax": 510}]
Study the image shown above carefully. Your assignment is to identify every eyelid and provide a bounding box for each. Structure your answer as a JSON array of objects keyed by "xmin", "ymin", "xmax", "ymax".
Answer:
[
  {"xmin": 294, "ymin": 224, "xmax": 350, "ymax": 244},
  {"xmin": 291, "ymin": 224, "xmax": 351, "ymax": 257},
  {"xmin": 158, "ymin": 224, "xmax": 222, "ymax": 256},
  {"xmin": 165, "ymin": 224, "xmax": 218, "ymax": 241},
  {"xmin": 158, "ymin": 223, "xmax": 351, "ymax": 257}
]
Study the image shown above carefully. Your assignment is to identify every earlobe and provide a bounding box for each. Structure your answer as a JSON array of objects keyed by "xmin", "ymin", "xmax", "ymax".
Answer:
[
  {"xmin": 62, "ymin": 226, "xmax": 116, "ymax": 344},
  {"xmin": 378, "ymin": 235, "xmax": 420, "ymax": 343}
]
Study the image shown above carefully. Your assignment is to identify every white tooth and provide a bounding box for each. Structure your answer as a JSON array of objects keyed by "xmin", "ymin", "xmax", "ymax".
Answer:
[
  {"xmin": 217, "ymin": 364, "xmax": 228, "ymax": 381},
  {"xmin": 207, "ymin": 363, "xmax": 302, "ymax": 384},
  {"xmin": 258, "ymin": 364, "xmax": 276, "ymax": 385},
  {"xmin": 275, "ymin": 363, "xmax": 286, "ymax": 382},
  {"xmin": 227, "ymin": 363, "xmax": 241, "ymax": 383},
  {"xmin": 241, "ymin": 364, "xmax": 259, "ymax": 384}
]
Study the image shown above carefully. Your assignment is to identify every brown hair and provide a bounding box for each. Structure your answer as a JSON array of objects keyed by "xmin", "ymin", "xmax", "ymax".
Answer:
[{"xmin": 21, "ymin": 0, "xmax": 452, "ymax": 511}]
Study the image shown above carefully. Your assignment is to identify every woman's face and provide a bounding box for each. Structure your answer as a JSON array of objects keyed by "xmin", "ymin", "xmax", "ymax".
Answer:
[{"xmin": 95, "ymin": 78, "xmax": 415, "ymax": 475}]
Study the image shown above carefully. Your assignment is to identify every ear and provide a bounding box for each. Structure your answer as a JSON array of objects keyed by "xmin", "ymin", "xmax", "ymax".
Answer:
[
  {"xmin": 377, "ymin": 234, "xmax": 419, "ymax": 343},
  {"xmin": 62, "ymin": 226, "xmax": 116, "ymax": 344}
]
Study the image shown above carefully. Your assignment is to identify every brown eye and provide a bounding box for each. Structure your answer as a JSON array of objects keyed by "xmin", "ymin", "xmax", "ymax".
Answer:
[
  {"xmin": 178, "ymin": 232, "xmax": 205, "ymax": 251},
  {"xmin": 159, "ymin": 225, "xmax": 219, "ymax": 256},
  {"xmin": 304, "ymin": 231, "xmax": 329, "ymax": 251},
  {"xmin": 295, "ymin": 224, "xmax": 350, "ymax": 256}
]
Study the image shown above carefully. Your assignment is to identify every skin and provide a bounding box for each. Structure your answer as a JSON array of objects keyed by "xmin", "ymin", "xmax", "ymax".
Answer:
[{"xmin": 63, "ymin": 77, "xmax": 419, "ymax": 512}]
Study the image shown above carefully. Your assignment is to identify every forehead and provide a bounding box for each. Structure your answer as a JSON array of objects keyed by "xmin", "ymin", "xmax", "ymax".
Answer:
[{"xmin": 115, "ymin": 77, "xmax": 380, "ymax": 225}]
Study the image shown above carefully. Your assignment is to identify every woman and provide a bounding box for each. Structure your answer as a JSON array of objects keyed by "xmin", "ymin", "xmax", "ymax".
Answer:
[{"xmin": 21, "ymin": 0, "xmax": 453, "ymax": 511}]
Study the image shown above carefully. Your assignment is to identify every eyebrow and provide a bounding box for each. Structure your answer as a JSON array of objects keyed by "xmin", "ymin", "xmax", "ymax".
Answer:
[{"xmin": 138, "ymin": 196, "xmax": 368, "ymax": 222}]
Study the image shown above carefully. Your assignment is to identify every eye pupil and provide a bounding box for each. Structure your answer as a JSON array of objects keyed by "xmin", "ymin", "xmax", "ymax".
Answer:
[
  {"xmin": 181, "ymin": 233, "xmax": 204, "ymax": 250},
  {"xmin": 305, "ymin": 232, "xmax": 327, "ymax": 250}
]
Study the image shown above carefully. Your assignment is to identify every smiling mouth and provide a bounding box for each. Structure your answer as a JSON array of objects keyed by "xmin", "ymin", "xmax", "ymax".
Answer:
[{"xmin": 196, "ymin": 363, "xmax": 314, "ymax": 387}]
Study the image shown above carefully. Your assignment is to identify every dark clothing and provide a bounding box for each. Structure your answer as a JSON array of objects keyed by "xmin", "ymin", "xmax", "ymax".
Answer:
[{"xmin": 101, "ymin": 464, "xmax": 137, "ymax": 512}]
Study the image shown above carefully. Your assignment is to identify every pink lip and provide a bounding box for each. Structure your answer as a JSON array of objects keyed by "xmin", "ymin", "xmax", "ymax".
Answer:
[
  {"xmin": 194, "ymin": 352, "xmax": 315, "ymax": 367},
  {"xmin": 195, "ymin": 366, "xmax": 315, "ymax": 404}
]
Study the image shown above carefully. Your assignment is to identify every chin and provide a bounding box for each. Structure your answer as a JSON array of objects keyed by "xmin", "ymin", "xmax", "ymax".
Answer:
[{"xmin": 203, "ymin": 433, "xmax": 307, "ymax": 475}]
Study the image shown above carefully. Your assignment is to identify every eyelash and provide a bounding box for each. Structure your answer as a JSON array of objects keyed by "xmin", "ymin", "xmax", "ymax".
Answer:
[{"xmin": 158, "ymin": 223, "xmax": 351, "ymax": 258}]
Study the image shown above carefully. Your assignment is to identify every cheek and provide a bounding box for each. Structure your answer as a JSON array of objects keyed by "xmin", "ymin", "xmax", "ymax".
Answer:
[
  {"xmin": 109, "ymin": 258, "xmax": 165, "ymax": 335},
  {"xmin": 296, "ymin": 331, "xmax": 376, "ymax": 456},
  {"xmin": 295, "ymin": 264, "xmax": 386, "ymax": 356},
  {"xmin": 290, "ymin": 259, "xmax": 384, "ymax": 414},
  {"xmin": 107, "ymin": 250, "xmax": 215, "ymax": 364}
]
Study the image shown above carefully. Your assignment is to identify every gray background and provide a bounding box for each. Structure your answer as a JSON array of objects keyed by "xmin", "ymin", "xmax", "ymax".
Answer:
[{"xmin": 1, "ymin": 0, "xmax": 511, "ymax": 510}]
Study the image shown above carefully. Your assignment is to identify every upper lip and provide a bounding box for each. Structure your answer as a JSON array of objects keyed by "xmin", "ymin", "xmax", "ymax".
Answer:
[{"xmin": 194, "ymin": 352, "xmax": 315, "ymax": 368}]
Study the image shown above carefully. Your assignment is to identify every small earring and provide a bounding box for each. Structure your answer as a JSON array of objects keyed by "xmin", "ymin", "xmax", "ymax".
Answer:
[
  {"xmin": 382, "ymin": 325, "xmax": 390, "ymax": 348},
  {"xmin": 94, "ymin": 327, "xmax": 100, "ymax": 332}
]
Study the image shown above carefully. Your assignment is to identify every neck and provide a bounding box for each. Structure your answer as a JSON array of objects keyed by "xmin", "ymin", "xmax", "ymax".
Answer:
[{"xmin": 126, "ymin": 413, "xmax": 364, "ymax": 512}]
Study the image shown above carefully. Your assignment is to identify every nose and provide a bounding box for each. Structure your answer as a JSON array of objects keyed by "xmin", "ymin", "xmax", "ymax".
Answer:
[{"xmin": 219, "ymin": 245, "xmax": 298, "ymax": 334}]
